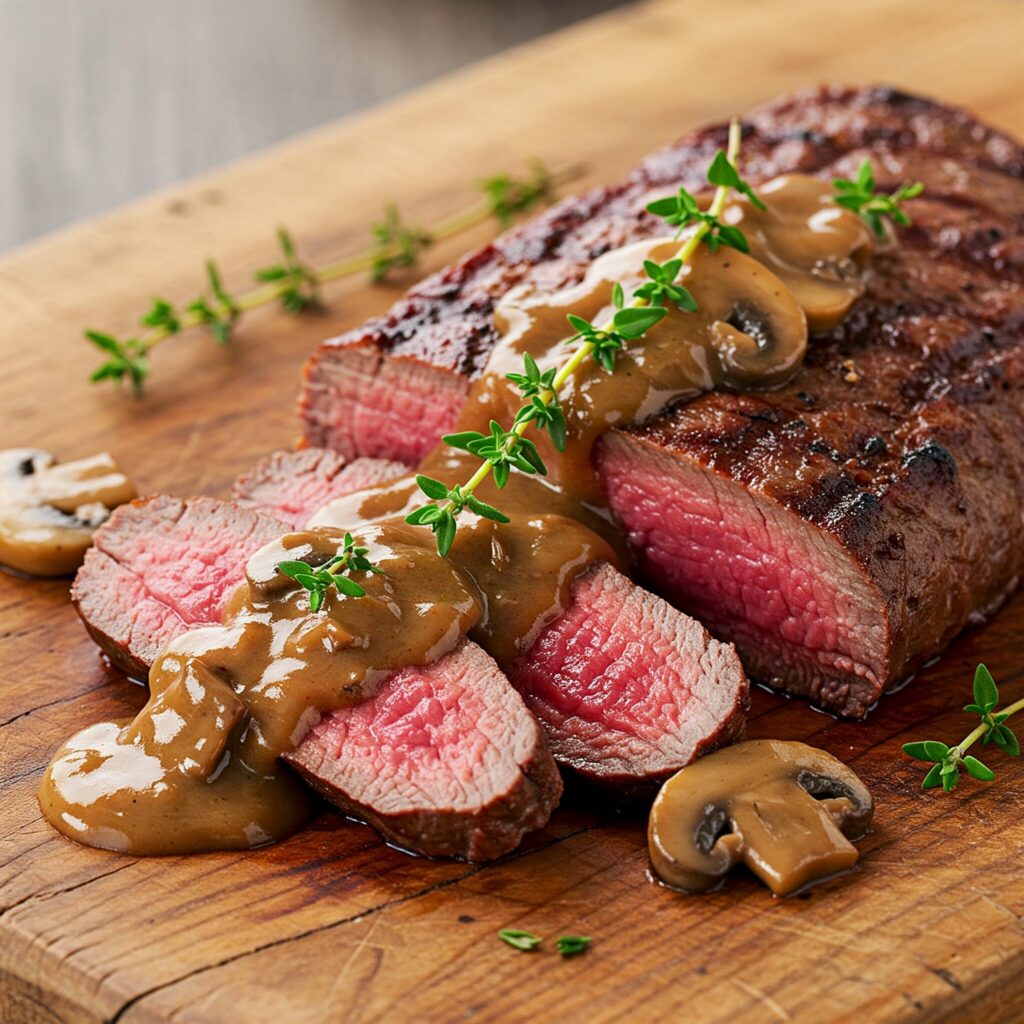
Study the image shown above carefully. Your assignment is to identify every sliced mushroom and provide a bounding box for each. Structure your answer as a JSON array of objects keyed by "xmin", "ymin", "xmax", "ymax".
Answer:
[
  {"xmin": 0, "ymin": 448, "xmax": 136, "ymax": 577},
  {"xmin": 677, "ymin": 244, "xmax": 809, "ymax": 388},
  {"xmin": 722, "ymin": 174, "xmax": 876, "ymax": 334},
  {"xmin": 648, "ymin": 739, "xmax": 873, "ymax": 896}
]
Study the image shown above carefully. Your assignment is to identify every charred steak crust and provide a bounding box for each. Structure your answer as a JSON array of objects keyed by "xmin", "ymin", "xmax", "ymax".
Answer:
[{"xmin": 299, "ymin": 85, "xmax": 1024, "ymax": 717}]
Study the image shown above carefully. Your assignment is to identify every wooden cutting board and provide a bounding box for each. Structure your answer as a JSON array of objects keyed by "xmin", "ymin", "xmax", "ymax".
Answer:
[{"xmin": 2, "ymin": 0, "xmax": 1023, "ymax": 1020}]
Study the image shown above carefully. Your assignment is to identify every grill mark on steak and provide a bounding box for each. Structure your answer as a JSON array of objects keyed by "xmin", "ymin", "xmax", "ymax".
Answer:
[{"xmin": 297, "ymin": 85, "xmax": 1024, "ymax": 716}]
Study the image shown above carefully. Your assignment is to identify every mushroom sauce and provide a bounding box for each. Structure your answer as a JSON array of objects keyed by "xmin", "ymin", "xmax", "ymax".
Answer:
[{"xmin": 39, "ymin": 175, "xmax": 875, "ymax": 855}]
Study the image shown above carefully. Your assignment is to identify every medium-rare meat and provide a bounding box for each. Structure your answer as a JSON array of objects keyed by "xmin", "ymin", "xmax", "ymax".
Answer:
[
  {"xmin": 509, "ymin": 562, "xmax": 746, "ymax": 790},
  {"xmin": 72, "ymin": 495, "xmax": 288, "ymax": 678},
  {"xmin": 286, "ymin": 639, "xmax": 562, "ymax": 861},
  {"xmin": 297, "ymin": 85, "xmax": 1024, "ymax": 717},
  {"xmin": 74, "ymin": 490, "xmax": 747, "ymax": 786},
  {"xmin": 233, "ymin": 449, "xmax": 406, "ymax": 528}
]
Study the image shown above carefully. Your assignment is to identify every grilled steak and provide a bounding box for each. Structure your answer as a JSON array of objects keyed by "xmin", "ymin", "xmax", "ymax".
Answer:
[
  {"xmin": 286, "ymin": 639, "xmax": 562, "ymax": 861},
  {"xmin": 233, "ymin": 449, "xmax": 406, "ymax": 528},
  {"xmin": 298, "ymin": 85, "xmax": 1024, "ymax": 716},
  {"xmin": 73, "ymin": 465, "xmax": 747, "ymax": 787}
]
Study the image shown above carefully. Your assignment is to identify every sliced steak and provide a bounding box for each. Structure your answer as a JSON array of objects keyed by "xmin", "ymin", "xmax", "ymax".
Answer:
[
  {"xmin": 286, "ymin": 639, "xmax": 562, "ymax": 861},
  {"xmin": 75, "ymin": 490, "xmax": 747, "ymax": 785},
  {"xmin": 297, "ymin": 85, "xmax": 1024, "ymax": 716},
  {"xmin": 509, "ymin": 562, "xmax": 747, "ymax": 790},
  {"xmin": 233, "ymin": 448, "xmax": 407, "ymax": 528},
  {"xmin": 72, "ymin": 495, "xmax": 288, "ymax": 678}
]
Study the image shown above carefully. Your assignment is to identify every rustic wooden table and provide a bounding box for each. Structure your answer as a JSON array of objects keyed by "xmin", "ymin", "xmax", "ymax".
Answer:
[{"xmin": 1, "ymin": 0, "xmax": 1023, "ymax": 1021}]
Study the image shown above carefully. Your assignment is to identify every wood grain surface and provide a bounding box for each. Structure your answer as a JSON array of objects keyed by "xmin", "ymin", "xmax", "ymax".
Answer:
[{"xmin": 2, "ymin": 0, "xmax": 1023, "ymax": 1021}]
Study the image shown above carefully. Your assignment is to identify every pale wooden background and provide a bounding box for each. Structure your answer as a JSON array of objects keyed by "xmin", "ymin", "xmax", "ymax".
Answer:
[{"xmin": 0, "ymin": 0, "xmax": 626, "ymax": 253}]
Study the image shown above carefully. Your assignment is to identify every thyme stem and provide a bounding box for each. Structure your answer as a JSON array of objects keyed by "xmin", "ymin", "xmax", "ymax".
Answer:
[{"xmin": 952, "ymin": 695, "xmax": 1024, "ymax": 759}]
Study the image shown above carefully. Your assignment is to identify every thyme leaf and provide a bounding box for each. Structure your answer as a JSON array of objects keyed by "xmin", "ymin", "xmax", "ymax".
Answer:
[
  {"xmin": 85, "ymin": 331, "xmax": 149, "ymax": 396},
  {"xmin": 186, "ymin": 260, "xmax": 240, "ymax": 345},
  {"xmin": 255, "ymin": 228, "xmax": 320, "ymax": 313},
  {"xmin": 479, "ymin": 160, "xmax": 553, "ymax": 229},
  {"xmin": 369, "ymin": 204, "xmax": 433, "ymax": 283}
]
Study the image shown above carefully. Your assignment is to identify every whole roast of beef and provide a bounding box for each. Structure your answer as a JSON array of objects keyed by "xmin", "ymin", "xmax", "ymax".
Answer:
[{"xmin": 299, "ymin": 85, "xmax": 1024, "ymax": 718}]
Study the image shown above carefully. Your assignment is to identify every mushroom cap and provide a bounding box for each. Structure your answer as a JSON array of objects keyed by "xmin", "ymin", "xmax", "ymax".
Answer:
[
  {"xmin": 648, "ymin": 739, "xmax": 873, "ymax": 896},
  {"xmin": 0, "ymin": 449, "xmax": 135, "ymax": 576}
]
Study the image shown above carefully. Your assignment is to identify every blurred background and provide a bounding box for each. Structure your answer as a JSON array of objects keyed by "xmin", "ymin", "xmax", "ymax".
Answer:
[{"xmin": 0, "ymin": 0, "xmax": 626, "ymax": 253}]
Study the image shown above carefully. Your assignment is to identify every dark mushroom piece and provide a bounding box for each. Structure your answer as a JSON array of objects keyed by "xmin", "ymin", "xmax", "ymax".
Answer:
[
  {"xmin": 0, "ymin": 448, "xmax": 136, "ymax": 577},
  {"xmin": 648, "ymin": 739, "xmax": 873, "ymax": 896},
  {"xmin": 722, "ymin": 174, "xmax": 876, "ymax": 334}
]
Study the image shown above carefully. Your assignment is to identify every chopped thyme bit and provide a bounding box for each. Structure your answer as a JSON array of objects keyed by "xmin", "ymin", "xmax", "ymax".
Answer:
[
  {"xmin": 498, "ymin": 928, "xmax": 542, "ymax": 952},
  {"xmin": 555, "ymin": 935, "xmax": 591, "ymax": 958}
]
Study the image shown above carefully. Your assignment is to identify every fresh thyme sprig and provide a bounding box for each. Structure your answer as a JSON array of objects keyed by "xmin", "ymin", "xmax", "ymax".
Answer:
[
  {"xmin": 833, "ymin": 159, "xmax": 924, "ymax": 239},
  {"xmin": 903, "ymin": 664, "xmax": 1023, "ymax": 792},
  {"xmin": 276, "ymin": 532, "xmax": 382, "ymax": 611},
  {"xmin": 407, "ymin": 120, "xmax": 755, "ymax": 556},
  {"xmin": 86, "ymin": 161, "xmax": 576, "ymax": 394}
]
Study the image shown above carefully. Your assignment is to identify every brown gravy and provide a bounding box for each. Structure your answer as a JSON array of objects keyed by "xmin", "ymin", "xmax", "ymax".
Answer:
[{"xmin": 40, "ymin": 175, "xmax": 872, "ymax": 855}]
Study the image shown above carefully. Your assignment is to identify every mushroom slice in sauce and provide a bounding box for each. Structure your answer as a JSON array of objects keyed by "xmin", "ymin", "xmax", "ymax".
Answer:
[
  {"xmin": 722, "ymin": 174, "xmax": 876, "ymax": 334},
  {"xmin": 0, "ymin": 449, "xmax": 136, "ymax": 577},
  {"xmin": 648, "ymin": 740, "xmax": 873, "ymax": 896}
]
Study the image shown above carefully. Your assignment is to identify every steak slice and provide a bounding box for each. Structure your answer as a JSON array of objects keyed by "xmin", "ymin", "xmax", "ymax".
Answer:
[
  {"xmin": 233, "ymin": 448, "xmax": 407, "ymax": 528},
  {"xmin": 72, "ymin": 495, "xmax": 288, "ymax": 678},
  {"xmin": 285, "ymin": 639, "xmax": 562, "ymax": 861},
  {"xmin": 297, "ymin": 85, "xmax": 1024, "ymax": 716},
  {"xmin": 509, "ymin": 562, "xmax": 747, "ymax": 790}
]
